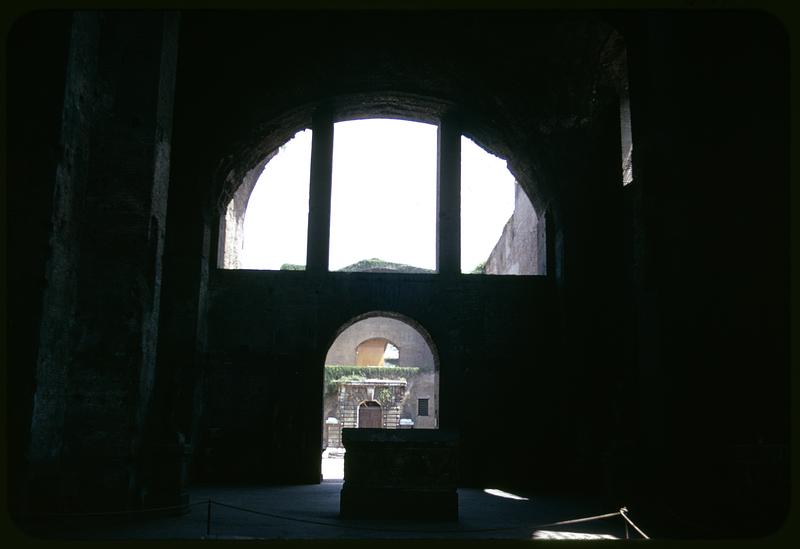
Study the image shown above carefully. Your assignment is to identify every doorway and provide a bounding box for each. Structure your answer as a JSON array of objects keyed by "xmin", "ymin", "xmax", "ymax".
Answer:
[
  {"xmin": 321, "ymin": 311, "xmax": 440, "ymax": 480},
  {"xmin": 357, "ymin": 401, "xmax": 382, "ymax": 428}
]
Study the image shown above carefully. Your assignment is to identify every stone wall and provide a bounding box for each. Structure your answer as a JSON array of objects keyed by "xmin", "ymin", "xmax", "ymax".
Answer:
[
  {"xmin": 323, "ymin": 368, "xmax": 437, "ymax": 441},
  {"xmin": 485, "ymin": 184, "xmax": 542, "ymax": 275},
  {"xmin": 403, "ymin": 372, "xmax": 437, "ymax": 429},
  {"xmin": 336, "ymin": 381, "xmax": 406, "ymax": 429},
  {"xmin": 325, "ymin": 316, "xmax": 436, "ymax": 371},
  {"xmin": 10, "ymin": 11, "xmax": 181, "ymax": 514},
  {"xmin": 202, "ymin": 272, "xmax": 558, "ymax": 485}
]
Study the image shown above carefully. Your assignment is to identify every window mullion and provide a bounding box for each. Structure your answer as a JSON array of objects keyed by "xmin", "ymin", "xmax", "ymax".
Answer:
[
  {"xmin": 436, "ymin": 112, "xmax": 461, "ymax": 275},
  {"xmin": 306, "ymin": 106, "xmax": 334, "ymax": 272}
]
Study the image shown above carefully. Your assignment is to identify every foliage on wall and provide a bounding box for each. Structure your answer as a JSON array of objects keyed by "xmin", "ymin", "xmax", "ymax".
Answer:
[
  {"xmin": 376, "ymin": 387, "xmax": 395, "ymax": 407},
  {"xmin": 470, "ymin": 261, "xmax": 487, "ymax": 274},
  {"xmin": 324, "ymin": 364, "xmax": 420, "ymax": 394}
]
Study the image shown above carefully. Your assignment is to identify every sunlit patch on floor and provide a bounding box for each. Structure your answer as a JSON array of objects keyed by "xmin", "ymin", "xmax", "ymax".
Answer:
[
  {"xmin": 321, "ymin": 449, "xmax": 345, "ymax": 480},
  {"xmin": 532, "ymin": 530, "xmax": 618, "ymax": 540},
  {"xmin": 483, "ymin": 488, "xmax": 529, "ymax": 500}
]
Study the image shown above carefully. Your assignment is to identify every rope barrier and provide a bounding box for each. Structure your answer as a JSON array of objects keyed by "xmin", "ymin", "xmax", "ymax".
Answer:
[
  {"xmin": 207, "ymin": 499, "xmax": 629, "ymax": 535},
  {"xmin": 538, "ymin": 510, "xmax": 623, "ymax": 527},
  {"xmin": 23, "ymin": 500, "xmax": 206, "ymax": 519},
  {"xmin": 619, "ymin": 507, "xmax": 650, "ymax": 539},
  {"xmin": 22, "ymin": 496, "xmax": 650, "ymax": 539}
]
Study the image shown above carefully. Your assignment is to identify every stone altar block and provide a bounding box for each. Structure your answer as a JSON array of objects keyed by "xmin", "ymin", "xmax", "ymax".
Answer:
[{"xmin": 339, "ymin": 428, "xmax": 459, "ymax": 520}]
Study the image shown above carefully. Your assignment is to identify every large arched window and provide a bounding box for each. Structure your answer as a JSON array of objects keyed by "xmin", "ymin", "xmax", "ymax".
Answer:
[{"xmin": 218, "ymin": 117, "xmax": 544, "ymax": 275}]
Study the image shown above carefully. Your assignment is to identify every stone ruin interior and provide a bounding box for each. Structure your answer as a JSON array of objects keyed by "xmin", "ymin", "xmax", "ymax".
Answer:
[{"xmin": 5, "ymin": 8, "xmax": 791, "ymax": 541}]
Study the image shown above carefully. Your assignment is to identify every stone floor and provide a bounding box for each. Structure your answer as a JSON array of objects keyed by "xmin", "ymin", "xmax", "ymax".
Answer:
[{"xmin": 14, "ymin": 479, "xmax": 647, "ymax": 541}]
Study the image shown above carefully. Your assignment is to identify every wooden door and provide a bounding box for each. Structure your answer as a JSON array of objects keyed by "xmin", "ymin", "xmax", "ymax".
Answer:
[{"xmin": 358, "ymin": 402, "xmax": 382, "ymax": 428}]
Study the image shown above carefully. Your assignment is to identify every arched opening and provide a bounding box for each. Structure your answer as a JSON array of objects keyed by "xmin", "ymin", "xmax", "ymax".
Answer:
[
  {"xmin": 217, "ymin": 112, "xmax": 547, "ymax": 276},
  {"xmin": 355, "ymin": 337, "xmax": 399, "ymax": 366},
  {"xmin": 321, "ymin": 311, "xmax": 439, "ymax": 480}
]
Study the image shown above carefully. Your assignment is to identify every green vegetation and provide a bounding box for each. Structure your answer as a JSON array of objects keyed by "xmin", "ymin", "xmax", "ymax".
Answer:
[
  {"xmin": 470, "ymin": 261, "xmax": 486, "ymax": 274},
  {"xmin": 280, "ymin": 263, "xmax": 305, "ymax": 270},
  {"xmin": 376, "ymin": 387, "xmax": 395, "ymax": 407},
  {"xmin": 324, "ymin": 364, "xmax": 420, "ymax": 394},
  {"xmin": 337, "ymin": 258, "xmax": 434, "ymax": 274}
]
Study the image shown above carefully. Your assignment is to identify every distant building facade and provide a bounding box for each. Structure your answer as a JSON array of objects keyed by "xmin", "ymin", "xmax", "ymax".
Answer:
[{"xmin": 323, "ymin": 316, "xmax": 438, "ymax": 447}]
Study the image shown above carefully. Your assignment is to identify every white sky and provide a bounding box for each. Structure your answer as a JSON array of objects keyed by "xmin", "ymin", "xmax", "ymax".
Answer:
[{"xmin": 241, "ymin": 119, "xmax": 517, "ymax": 272}]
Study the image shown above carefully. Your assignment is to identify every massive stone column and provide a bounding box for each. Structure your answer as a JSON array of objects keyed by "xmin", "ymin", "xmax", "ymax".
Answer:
[
  {"xmin": 26, "ymin": 11, "xmax": 180, "ymax": 513},
  {"xmin": 11, "ymin": 11, "xmax": 91, "ymax": 518},
  {"xmin": 546, "ymin": 90, "xmax": 625, "ymax": 491},
  {"xmin": 614, "ymin": 13, "xmax": 789, "ymax": 535},
  {"xmin": 619, "ymin": 14, "xmax": 668, "ymax": 474}
]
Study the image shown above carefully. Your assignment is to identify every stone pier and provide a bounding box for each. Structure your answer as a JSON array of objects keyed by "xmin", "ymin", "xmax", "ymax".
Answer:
[{"xmin": 340, "ymin": 428, "xmax": 458, "ymax": 520}]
